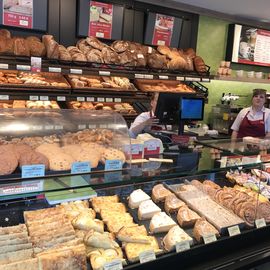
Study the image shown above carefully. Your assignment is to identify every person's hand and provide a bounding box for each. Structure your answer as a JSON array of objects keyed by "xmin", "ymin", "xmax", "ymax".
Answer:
[{"xmin": 144, "ymin": 117, "xmax": 159, "ymax": 127}]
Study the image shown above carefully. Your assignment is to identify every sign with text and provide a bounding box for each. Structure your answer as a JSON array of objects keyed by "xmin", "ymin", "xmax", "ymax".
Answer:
[
  {"xmin": 31, "ymin": 57, "xmax": 41, "ymax": 72},
  {"xmin": 105, "ymin": 160, "xmax": 122, "ymax": 171},
  {"xmin": 71, "ymin": 162, "xmax": 91, "ymax": 174},
  {"xmin": 152, "ymin": 13, "xmax": 174, "ymax": 46},
  {"xmin": 21, "ymin": 164, "xmax": 45, "ymax": 178},
  {"xmin": 3, "ymin": 0, "xmax": 33, "ymax": 29},
  {"xmin": 89, "ymin": 1, "xmax": 113, "ymax": 39}
]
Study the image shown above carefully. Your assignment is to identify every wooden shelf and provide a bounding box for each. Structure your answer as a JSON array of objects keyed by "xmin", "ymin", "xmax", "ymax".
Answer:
[{"xmin": 212, "ymin": 75, "xmax": 270, "ymax": 84}]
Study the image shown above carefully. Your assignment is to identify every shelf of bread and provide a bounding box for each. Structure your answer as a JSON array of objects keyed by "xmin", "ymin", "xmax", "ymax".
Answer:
[
  {"xmin": 1, "ymin": 174, "xmax": 269, "ymax": 270},
  {"xmin": 0, "ymin": 29, "xmax": 211, "ymax": 82}
]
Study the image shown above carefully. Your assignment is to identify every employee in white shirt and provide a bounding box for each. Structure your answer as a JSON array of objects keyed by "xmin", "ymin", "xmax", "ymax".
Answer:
[
  {"xmin": 129, "ymin": 93, "xmax": 159, "ymax": 138},
  {"xmin": 231, "ymin": 89, "xmax": 270, "ymax": 140}
]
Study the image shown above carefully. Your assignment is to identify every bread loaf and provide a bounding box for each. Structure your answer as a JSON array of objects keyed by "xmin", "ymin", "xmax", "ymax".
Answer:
[
  {"xmin": 86, "ymin": 49, "xmax": 103, "ymax": 63},
  {"xmin": 194, "ymin": 56, "xmax": 207, "ymax": 73},
  {"xmin": 27, "ymin": 40, "xmax": 46, "ymax": 57},
  {"xmin": 13, "ymin": 38, "xmax": 30, "ymax": 56},
  {"xmin": 42, "ymin": 35, "xmax": 59, "ymax": 59},
  {"xmin": 111, "ymin": 40, "xmax": 129, "ymax": 53},
  {"xmin": 86, "ymin": 36, "xmax": 106, "ymax": 50},
  {"xmin": 147, "ymin": 53, "xmax": 167, "ymax": 69},
  {"xmin": 0, "ymin": 29, "xmax": 11, "ymax": 39},
  {"xmin": 101, "ymin": 47, "xmax": 119, "ymax": 64}
]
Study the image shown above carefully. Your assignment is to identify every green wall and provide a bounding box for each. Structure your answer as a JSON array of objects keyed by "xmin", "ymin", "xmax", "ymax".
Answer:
[{"xmin": 196, "ymin": 16, "xmax": 270, "ymax": 124}]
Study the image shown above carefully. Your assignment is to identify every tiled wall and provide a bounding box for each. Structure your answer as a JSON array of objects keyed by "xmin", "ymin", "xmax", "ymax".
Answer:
[{"xmin": 196, "ymin": 16, "xmax": 270, "ymax": 124}]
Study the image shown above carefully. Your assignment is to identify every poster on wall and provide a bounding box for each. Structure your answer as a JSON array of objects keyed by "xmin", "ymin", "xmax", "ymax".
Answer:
[
  {"xmin": 228, "ymin": 24, "xmax": 270, "ymax": 67},
  {"xmin": 2, "ymin": 0, "xmax": 33, "ymax": 29},
  {"xmin": 89, "ymin": 1, "xmax": 113, "ymax": 39},
  {"xmin": 152, "ymin": 13, "xmax": 175, "ymax": 46}
]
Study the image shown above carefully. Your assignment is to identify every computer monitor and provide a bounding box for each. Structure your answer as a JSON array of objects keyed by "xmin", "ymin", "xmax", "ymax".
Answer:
[{"xmin": 179, "ymin": 97, "xmax": 205, "ymax": 121}]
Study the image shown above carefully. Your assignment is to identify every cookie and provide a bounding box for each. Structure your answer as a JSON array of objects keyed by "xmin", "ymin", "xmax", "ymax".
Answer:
[
  {"xmin": 35, "ymin": 143, "xmax": 62, "ymax": 157},
  {"xmin": 48, "ymin": 154, "xmax": 75, "ymax": 171},
  {"xmin": 0, "ymin": 154, "xmax": 18, "ymax": 175},
  {"xmin": 13, "ymin": 144, "xmax": 33, "ymax": 159},
  {"xmin": 19, "ymin": 151, "xmax": 49, "ymax": 170},
  {"xmin": 101, "ymin": 147, "xmax": 126, "ymax": 164}
]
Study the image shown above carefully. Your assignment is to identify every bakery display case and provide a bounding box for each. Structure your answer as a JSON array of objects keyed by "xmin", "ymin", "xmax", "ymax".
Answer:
[{"xmin": 0, "ymin": 109, "xmax": 130, "ymax": 180}]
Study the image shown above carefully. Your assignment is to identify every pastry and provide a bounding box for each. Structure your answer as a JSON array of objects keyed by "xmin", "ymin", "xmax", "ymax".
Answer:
[
  {"xmin": 84, "ymin": 230, "xmax": 118, "ymax": 249},
  {"xmin": 128, "ymin": 189, "xmax": 150, "ymax": 209},
  {"xmin": 149, "ymin": 212, "xmax": 176, "ymax": 233},
  {"xmin": 163, "ymin": 225, "xmax": 193, "ymax": 252},
  {"xmin": 91, "ymin": 195, "xmax": 119, "ymax": 213},
  {"xmin": 117, "ymin": 225, "xmax": 149, "ymax": 244},
  {"xmin": 138, "ymin": 200, "xmax": 161, "ymax": 220},
  {"xmin": 101, "ymin": 147, "xmax": 126, "ymax": 164},
  {"xmin": 0, "ymin": 258, "xmax": 38, "ymax": 270},
  {"xmin": 177, "ymin": 205, "xmax": 201, "ymax": 227},
  {"xmin": 164, "ymin": 194, "xmax": 185, "ymax": 214},
  {"xmin": 152, "ymin": 184, "xmax": 172, "ymax": 203},
  {"xmin": 72, "ymin": 213, "xmax": 104, "ymax": 233}
]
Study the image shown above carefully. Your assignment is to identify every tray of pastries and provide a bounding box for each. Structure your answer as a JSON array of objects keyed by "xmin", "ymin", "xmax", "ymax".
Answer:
[
  {"xmin": 0, "ymin": 100, "xmax": 60, "ymax": 109},
  {"xmin": 67, "ymin": 75, "xmax": 136, "ymax": 92},
  {"xmin": 67, "ymin": 101, "xmax": 137, "ymax": 115},
  {"xmin": 0, "ymin": 70, "xmax": 70, "ymax": 89},
  {"xmin": 135, "ymin": 79, "xmax": 195, "ymax": 93}
]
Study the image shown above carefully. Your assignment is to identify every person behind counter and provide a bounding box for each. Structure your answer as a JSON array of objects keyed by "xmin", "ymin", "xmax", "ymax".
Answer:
[
  {"xmin": 129, "ymin": 93, "xmax": 160, "ymax": 138},
  {"xmin": 231, "ymin": 88, "xmax": 270, "ymax": 140}
]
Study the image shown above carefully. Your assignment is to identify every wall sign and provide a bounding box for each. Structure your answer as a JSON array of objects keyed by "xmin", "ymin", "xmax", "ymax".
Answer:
[
  {"xmin": 3, "ymin": 0, "xmax": 33, "ymax": 29},
  {"xmin": 89, "ymin": 1, "xmax": 113, "ymax": 39},
  {"xmin": 152, "ymin": 13, "xmax": 174, "ymax": 46}
]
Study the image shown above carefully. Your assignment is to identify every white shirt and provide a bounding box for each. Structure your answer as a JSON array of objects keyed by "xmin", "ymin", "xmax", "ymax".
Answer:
[
  {"xmin": 129, "ymin": 112, "xmax": 151, "ymax": 138},
  {"xmin": 231, "ymin": 106, "xmax": 270, "ymax": 133}
]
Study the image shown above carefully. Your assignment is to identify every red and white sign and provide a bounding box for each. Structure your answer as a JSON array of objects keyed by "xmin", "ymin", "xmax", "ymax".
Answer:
[
  {"xmin": 152, "ymin": 13, "xmax": 174, "ymax": 46},
  {"xmin": 89, "ymin": 1, "xmax": 113, "ymax": 39},
  {"xmin": 3, "ymin": 0, "xmax": 33, "ymax": 29}
]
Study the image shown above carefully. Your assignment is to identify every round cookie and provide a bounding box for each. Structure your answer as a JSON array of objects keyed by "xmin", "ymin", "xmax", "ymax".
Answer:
[
  {"xmin": 101, "ymin": 147, "xmax": 126, "ymax": 164},
  {"xmin": 19, "ymin": 150, "xmax": 50, "ymax": 170},
  {"xmin": 13, "ymin": 144, "xmax": 33, "ymax": 160},
  {"xmin": 0, "ymin": 154, "xmax": 18, "ymax": 175},
  {"xmin": 48, "ymin": 154, "xmax": 75, "ymax": 171}
]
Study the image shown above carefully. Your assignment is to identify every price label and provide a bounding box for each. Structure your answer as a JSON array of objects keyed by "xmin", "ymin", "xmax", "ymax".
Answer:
[
  {"xmin": 0, "ymin": 181, "xmax": 43, "ymax": 196},
  {"xmin": 77, "ymin": 97, "xmax": 85, "ymax": 102},
  {"xmin": 40, "ymin": 96, "xmax": 49, "ymax": 101},
  {"xmin": 78, "ymin": 124, "xmax": 86, "ymax": 130},
  {"xmin": 87, "ymin": 97, "xmax": 95, "ymax": 102},
  {"xmin": 99, "ymin": 71, "xmax": 110, "ymax": 76},
  {"xmin": 255, "ymin": 218, "xmax": 266, "ymax": 228},
  {"xmin": 57, "ymin": 96, "xmax": 66, "ymax": 101},
  {"xmin": 22, "ymin": 165, "xmax": 45, "ymax": 178},
  {"xmin": 185, "ymin": 77, "xmax": 201, "ymax": 82},
  {"xmin": 49, "ymin": 67, "xmax": 61, "ymax": 73},
  {"xmin": 29, "ymin": 96, "xmax": 39, "ymax": 101},
  {"xmin": 228, "ymin": 225, "xmax": 240, "ymax": 237},
  {"xmin": 70, "ymin": 69, "xmax": 82, "ymax": 74},
  {"xmin": 32, "ymin": 125, "xmax": 43, "ymax": 131},
  {"xmin": 71, "ymin": 162, "xmax": 91, "ymax": 174},
  {"xmin": 106, "ymin": 98, "xmax": 113, "ymax": 102},
  {"xmin": 176, "ymin": 76, "xmax": 185, "ymax": 81},
  {"xmin": 100, "ymin": 124, "xmax": 107, "ymax": 128},
  {"xmin": 105, "ymin": 160, "xmax": 123, "ymax": 171},
  {"xmin": 45, "ymin": 125, "xmax": 54, "ymax": 130},
  {"xmin": 16, "ymin": 65, "xmax": 31, "ymax": 71},
  {"xmin": 55, "ymin": 125, "xmax": 63, "ymax": 130},
  {"xmin": 148, "ymin": 46, "xmax": 153, "ymax": 54},
  {"xmin": 96, "ymin": 32, "xmax": 104, "ymax": 38},
  {"xmin": 31, "ymin": 57, "xmax": 42, "ymax": 72},
  {"xmin": 97, "ymin": 97, "xmax": 105, "ymax": 102},
  {"xmin": 131, "ymin": 144, "xmax": 144, "ymax": 155},
  {"xmin": 89, "ymin": 124, "xmax": 97, "ymax": 129},
  {"xmin": 203, "ymin": 234, "xmax": 217, "ymax": 244},
  {"xmin": 0, "ymin": 95, "xmax": 9, "ymax": 100},
  {"xmin": 202, "ymin": 78, "xmax": 210, "ymax": 82},
  {"xmin": 104, "ymin": 259, "xmax": 123, "ymax": 270},
  {"xmin": 176, "ymin": 241, "xmax": 191, "ymax": 253},
  {"xmin": 139, "ymin": 250, "xmax": 156, "ymax": 264},
  {"xmin": 144, "ymin": 74, "xmax": 154, "ymax": 79},
  {"xmin": 135, "ymin": 74, "xmax": 145, "ymax": 79},
  {"xmin": 157, "ymin": 40, "xmax": 165, "ymax": 46},
  {"xmin": 114, "ymin": 98, "xmax": 121, "ymax": 103},
  {"xmin": 159, "ymin": 75, "xmax": 169, "ymax": 80},
  {"xmin": 0, "ymin": 64, "xmax": 8, "ymax": 69}
]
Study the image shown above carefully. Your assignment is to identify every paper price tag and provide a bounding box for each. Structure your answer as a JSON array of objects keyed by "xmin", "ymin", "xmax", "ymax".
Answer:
[
  {"xmin": 49, "ymin": 67, "xmax": 61, "ymax": 73},
  {"xmin": 45, "ymin": 125, "xmax": 54, "ymax": 130},
  {"xmin": 99, "ymin": 71, "xmax": 110, "ymax": 76},
  {"xmin": 106, "ymin": 98, "xmax": 113, "ymax": 102},
  {"xmin": 144, "ymin": 74, "xmax": 154, "ymax": 79},
  {"xmin": 135, "ymin": 74, "xmax": 145, "ymax": 79},
  {"xmin": 97, "ymin": 97, "xmax": 105, "ymax": 102},
  {"xmin": 54, "ymin": 125, "xmax": 63, "ymax": 130},
  {"xmin": 157, "ymin": 40, "xmax": 165, "ymax": 46},
  {"xmin": 77, "ymin": 97, "xmax": 85, "ymax": 102},
  {"xmin": 32, "ymin": 125, "xmax": 43, "ymax": 131},
  {"xmin": 29, "ymin": 96, "xmax": 39, "ymax": 101},
  {"xmin": 131, "ymin": 144, "xmax": 143, "ymax": 155},
  {"xmin": 22, "ymin": 165, "xmax": 45, "ymax": 178},
  {"xmin": 202, "ymin": 78, "xmax": 210, "ymax": 82},
  {"xmin": 31, "ymin": 57, "xmax": 42, "ymax": 72},
  {"xmin": 89, "ymin": 124, "xmax": 97, "ymax": 129},
  {"xmin": 185, "ymin": 77, "xmax": 201, "ymax": 82},
  {"xmin": 176, "ymin": 241, "xmax": 190, "ymax": 253},
  {"xmin": 255, "ymin": 218, "xmax": 266, "ymax": 228},
  {"xmin": 16, "ymin": 65, "xmax": 31, "ymax": 71},
  {"xmin": 176, "ymin": 76, "xmax": 185, "ymax": 81},
  {"xmin": 40, "ymin": 96, "xmax": 49, "ymax": 101},
  {"xmin": 228, "ymin": 225, "xmax": 240, "ymax": 237},
  {"xmin": 100, "ymin": 124, "xmax": 107, "ymax": 128},
  {"xmin": 114, "ymin": 98, "xmax": 121, "ymax": 103},
  {"xmin": 57, "ymin": 96, "xmax": 66, "ymax": 101},
  {"xmin": 0, "ymin": 63, "xmax": 8, "ymax": 69},
  {"xmin": 139, "ymin": 250, "xmax": 156, "ymax": 264},
  {"xmin": 78, "ymin": 124, "xmax": 86, "ymax": 130},
  {"xmin": 159, "ymin": 75, "xmax": 169, "ymax": 80},
  {"xmin": 0, "ymin": 95, "xmax": 9, "ymax": 100},
  {"xmin": 104, "ymin": 259, "xmax": 123, "ymax": 270},
  {"xmin": 144, "ymin": 141, "xmax": 158, "ymax": 151},
  {"xmin": 71, "ymin": 162, "xmax": 91, "ymax": 174},
  {"xmin": 96, "ymin": 32, "xmax": 104, "ymax": 38},
  {"xmin": 0, "ymin": 181, "xmax": 43, "ymax": 196},
  {"xmin": 203, "ymin": 234, "xmax": 217, "ymax": 244},
  {"xmin": 70, "ymin": 69, "xmax": 82, "ymax": 74},
  {"xmin": 87, "ymin": 97, "xmax": 95, "ymax": 102},
  {"xmin": 105, "ymin": 160, "xmax": 122, "ymax": 171}
]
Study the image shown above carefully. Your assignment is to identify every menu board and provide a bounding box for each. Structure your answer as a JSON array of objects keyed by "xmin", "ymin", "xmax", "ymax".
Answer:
[
  {"xmin": 152, "ymin": 13, "xmax": 175, "ymax": 46},
  {"xmin": 2, "ymin": 0, "xmax": 33, "ymax": 29},
  {"xmin": 227, "ymin": 24, "xmax": 270, "ymax": 67},
  {"xmin": 89, "ymin": 0, "xmax": 113, "ymax": 39}
]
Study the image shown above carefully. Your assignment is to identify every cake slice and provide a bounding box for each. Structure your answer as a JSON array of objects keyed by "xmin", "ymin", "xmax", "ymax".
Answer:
[
  {"xmin": 117, "ymin": 225, "xmax": 150, "ymax": 244},
  {"xmin": 164, "ymin": 194, "xmax": 185, "ymax": 214},
  {"xmin": 128, "ymin": 189, "xmax": 150, "ymax": 209},
  {"xmin": 138, "ymin": 200, "xmax": 161, "ymax": 220},
  {"xmin": 177, "ymin": 205, "xmax": 201, "ymax": 227},
  {"xmin": 152, "ymin": 184, "xmax": 172, "ymax": 203},
  {"xmin": 149, "ymin": 212, "xmax": 176, "ymax": 233},
  {"xmin": 163, "ymin": 225, "xmax": 193, "ymax": 251}
]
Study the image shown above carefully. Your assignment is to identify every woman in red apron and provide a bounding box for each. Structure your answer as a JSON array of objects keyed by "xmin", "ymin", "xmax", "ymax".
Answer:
[{"xmin": 231, "ymin": 89, "xmax": 270, "ymax": 140}]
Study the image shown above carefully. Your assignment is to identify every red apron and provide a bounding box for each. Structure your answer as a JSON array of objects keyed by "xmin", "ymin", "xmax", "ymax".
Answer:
[{"xmin": 237, "ymin": 111, "xmax": 265, "ymax": 138}]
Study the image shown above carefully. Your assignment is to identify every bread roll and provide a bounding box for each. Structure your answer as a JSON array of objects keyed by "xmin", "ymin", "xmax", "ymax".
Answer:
[{"xmin": 13, "ymin": 38, "xmax": 30, "ymax": 56}]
